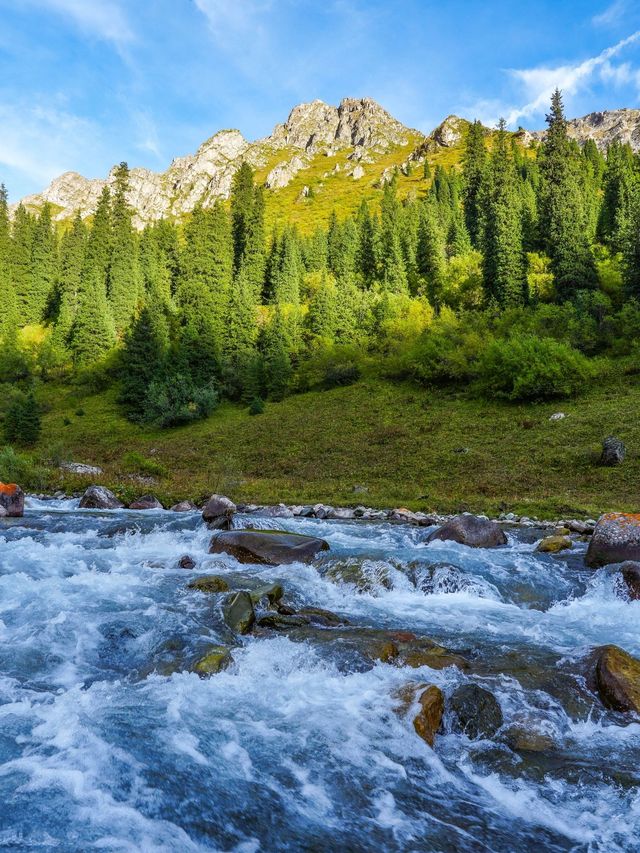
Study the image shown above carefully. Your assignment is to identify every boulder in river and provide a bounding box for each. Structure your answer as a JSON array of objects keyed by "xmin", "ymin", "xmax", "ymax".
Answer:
[
  {"xmin": 0, "ymin": 483, "xmax": 24, "ymax": 517},
  {"xmin": 223, "ymin": 591, "xmax": 255, "ymax": 634},
  {"xmin": 593, "ymin": 644, "xmax": 640, "ymax": 713},
  {"xmin": 171, "ymin": 500, "xmax": 197, "ymax": 512},
  {"xmin": 129, "ymin": 495, "xmax": 163, "ymax": 510},
  {"xmin": 321, "ymin": 557, "xmax": 392, "ymax": 593},
  {"xmin": 249, "ymin": 583, "xmax": 284, "ymax": 607},
  {"xmin": 209, "ymin": 529, "xmax": 330, "ymax": 566},
  {"xmin": 188, "ymin": 575, "xmax": 230, "ymax": 593},
  {"xmin": 536, "ymin": 535, "xmax": 573, "ymax": 554},
  {"xmin": 585, "ymin": 513, "xmax": 640, "ymax": 567},
  {"xmin": 193, "ymin": 645, "xmax": 233, "ymax": 676},
  {"xmin": 79, "ymin": 485, "xmax": 124, "ymax": 510},
  {"xmin": 426, "ymin": 514, "xmax": 507, "ymax": 549},
  {"xmin": 202, "ymin": 494, "xmax": 236, "ymax": 529},
  {"xmin": 599, "ymin": 436, "xmax": 626, "ymax": 467},
  {"xmin": 178, "ymin": 555, "xmax": 196, "ymax": 570},
  {"xmin": 413, "ymin": 685, "xmax": 445, "ymax": 747},
  {"xmin": 448, "ymin": 684, "xmax": 503, "ymax": 739},
  {"xmin": 620, "ymin": 562, "xmax": 640, "ymax": 600}
]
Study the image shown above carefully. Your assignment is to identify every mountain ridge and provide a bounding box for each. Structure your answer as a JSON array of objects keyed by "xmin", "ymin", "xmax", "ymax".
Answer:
[{"xmin": 12, "ymin": 99, "xmax": 640, "ymax": 229}]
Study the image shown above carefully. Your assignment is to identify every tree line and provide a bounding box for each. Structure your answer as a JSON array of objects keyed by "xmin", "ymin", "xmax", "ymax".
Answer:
[{"xmin": 1, "ymin": 89, "xmax": 639, "ymax": 431}]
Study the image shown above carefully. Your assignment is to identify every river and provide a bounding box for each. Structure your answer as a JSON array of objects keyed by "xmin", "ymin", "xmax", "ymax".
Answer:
[{"xmin": 0, "ymin": 499, "xmax": 638, "ymax": 852}]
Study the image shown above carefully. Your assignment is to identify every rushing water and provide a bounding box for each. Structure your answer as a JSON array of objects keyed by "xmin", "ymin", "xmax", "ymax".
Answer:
[{"xmin": 0, "ymin": 499, "xmax": 639, "ymax": 853}]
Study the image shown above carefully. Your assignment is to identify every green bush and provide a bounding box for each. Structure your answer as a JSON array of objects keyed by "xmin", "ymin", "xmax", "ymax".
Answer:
[
  {"xmin": 122, "ymin": 451, "xmax": 169, "ymax": 478},
  {"xmin": 405, "ymin": 313, "xmax": 488, "ymax": 386},
  {"xmin": 143, "ymin": 375, "xmax": 218, "ymax": 428},
  {"xmin": 477, "ymin": 335, "xmax": 596, "ymax": 401},
  {"xmin": 4, "ymin": 391, "xmax": 41, "ymax": 446},
  {"xmin": 0, "ymin": 446, "xmax": 49, "ymax": 490},
  {"xmin": 296, "ymin": 344, "xmax": 366, "ymax": 391},
  {"xmin": 248, "ymin": 397, "xmax": 265, "ymax": 416}
]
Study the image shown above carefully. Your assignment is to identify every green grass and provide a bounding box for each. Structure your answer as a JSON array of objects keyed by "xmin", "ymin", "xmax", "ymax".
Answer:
[{"xmin": 25, "ymin": 374, "xmax": 640, "ymax": 519}]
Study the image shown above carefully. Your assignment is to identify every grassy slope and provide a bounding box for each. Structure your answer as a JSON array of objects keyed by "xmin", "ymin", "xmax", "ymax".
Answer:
[{"xmin": 37, "ymin": 375, "xmax": 640, "ymax": 519}]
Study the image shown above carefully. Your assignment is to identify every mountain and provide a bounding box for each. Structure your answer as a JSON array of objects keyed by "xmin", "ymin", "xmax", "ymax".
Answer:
[{"xmin": 13, "ymin": 100, "xmax": 640, "ymax": 229}]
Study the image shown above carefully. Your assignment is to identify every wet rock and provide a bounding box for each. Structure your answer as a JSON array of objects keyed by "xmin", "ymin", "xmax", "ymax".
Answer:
[
  {"xmin": 585, "ymin": 513, "xmax": 640, "ymax": 567},
  {"xmin": 536, "ymin": 535, "xmax": 573, "ymax": 554},
  {"xmin": 129, "ymin": 495, "xmax": 163, "ymax": 510},
  {"xmin": 260, "ymin": 504, "xmax": 294, "ymax": 518},
  {"xmin": 565, "ymin": 519, "xmax": 595, "ymax": 535},
  {"xmin": 426, "ymin": 514, "xmax": 507, "ymax": 549},
  {"xmin": 249, "ymin": 583, "xmax": 284, "ymax": 607},
  {"xmin": 202, "ymin": 494, "xmax": 236, "ymax": 529},
  {"xmin": 296, "ymin": 607, "xmax": 349, "ymax": 626},
  {"xmin": 0, "ymin": 506, "xmax": 6, "ymax": 518},
  {"xmin": 503, "ymin": 724, "xmax": 556, "ymax": 753},
  {"xmin": 257, "ymin": 607, "xmax": 348, "ymax": 630},
  {"xmin": 193, "ymin": 645, "xmax": 233, "ymax": 676},
  {"xmin": 178, "ymin": 555, "xmax": 196, "ymax": 570},
  {"xmin": 448, "ymin": 684, "xmax": 503, "ymax": 739},
  {"xmin": 79, "ymin": 485, "xmax": 124, "ymax": 510},
  {"xmin": 313, "ymin": 503, "xmax": 334, "ymax": 519},
  {"xmin": 600, "ymin": 436, "xmax": 626, "ymax": 467},
  {"xmin": 413, "ymin": 685, "xmax": 445, "ymax": 747},
  {"xmin": 408, "ymin": 562, "xmax": 484, "ymax": 596},
  {"xmin": 209, "ymin": 529, "xmax": 330, "ymax": 566},
  {"xmin": 329, "ymin": 507, "xmax": 356, "ymax": 520},
  {"xmin": 321, "ymin": 557, "xmax": 393, "ymax": 593},
  {"xmin": 620, "ymin": 562, "xmax": 640, "ymax": 600},
  {"xmin": 390, "ymin": 507, "xmax": 422, "ymax": 524},
  {"xmin": 188, "ymin": 575, "xmax": 230, "ymax": 593},
  {"xmin": 223, "ymin": 591, "xmax": 255, "ymax": 634},
  {"xmin": 171, "ymin": 500, "xmax": 197, "ymax": 512},
  {"xmin": 399, "ymin": 640, "xmax": 470, "ymax": 672},
  {"xmin": 593, "ymin": 644, "xmax": 640, "ymax": 712},
  {"xmin": 0, "ymin": 483, "xmax": 24, "ymax": 517}
]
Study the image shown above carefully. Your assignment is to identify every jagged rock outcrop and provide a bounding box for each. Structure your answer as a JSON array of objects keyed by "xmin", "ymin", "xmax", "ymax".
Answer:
[{"xmin": 522, "ymin": 108, "xmax": 640, "ymax": 152}]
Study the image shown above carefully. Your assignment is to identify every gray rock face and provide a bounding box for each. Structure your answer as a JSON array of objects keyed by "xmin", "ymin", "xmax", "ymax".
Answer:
[
  {"xmin": 202, "ymin": 494, "xmax": 236, "ymax": 528},
  {"xmin": 586, "ymin": 513, "xmax": 640, "ymax": 567},
  {"xmin": 60, "ymin": 462, "xmax": 103, "ymax": 476},
  {"xmin": 600, "ymin": 436, "xmax": 626, "ymax": 466},
  {"xmin": 79, "ymin": 485, "xmax": 124, "ymax": 510},
  {"xmin": 426, "ymin": 514, "xmax": 507, "ymax": 549},
  {"xmin": 526, "ymin": 108, "xmax": 640, "ymax": 152},
  {"xmin": 209, "ymin": 529, "xmax": 330, "ymax": 565},
  {"xmin": 0, "ymin": 483, "xmax": 24, "ymax": 517},
  {"xmin": 448, "ymin": 684, "xmax": 503, "ymax": 740}
]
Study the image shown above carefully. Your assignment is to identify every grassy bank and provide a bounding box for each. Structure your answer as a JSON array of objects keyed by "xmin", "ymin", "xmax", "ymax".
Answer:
[{"xmin": 12, "ymin": 375, "xmax": 638, "ymax": 520}]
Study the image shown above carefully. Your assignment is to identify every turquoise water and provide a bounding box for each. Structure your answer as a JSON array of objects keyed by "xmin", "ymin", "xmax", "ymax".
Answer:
[{"xmin": 0, "ymin": 500, "xmax": 638, "ymax": 852}]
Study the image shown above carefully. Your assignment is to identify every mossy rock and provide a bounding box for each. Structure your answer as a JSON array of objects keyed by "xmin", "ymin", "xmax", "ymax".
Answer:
[
  {"xmin": 193, "ymin": 645, "xmax": 233, "ymax": 676},
  {"xmin": 187, "ymin": 575, "xmax": 230, "ymax": 593},
  {"xmin": 223, "ymin": 590, "xmax": 255, "ymax": 635},
  {"xmin": 249, "ymin": 583, "xmax": 284, "ymax": 607},
  {"xmin": 536, "ymin": 535, "xmax": 573, "ymax": 554},
  {"xmin": 594, "ymin": 644, "xmax": 640, "ymax": 712}
]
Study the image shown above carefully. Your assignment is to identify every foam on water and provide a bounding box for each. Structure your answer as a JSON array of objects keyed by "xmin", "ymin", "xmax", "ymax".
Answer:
[{"xmin": 0, "ymin": 507, "xmax": 638, "ymax": 852}]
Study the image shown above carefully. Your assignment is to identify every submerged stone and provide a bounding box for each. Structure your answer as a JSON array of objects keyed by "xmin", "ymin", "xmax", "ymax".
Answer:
[
  {"xmin": 193, "ymin": 645, "xmax": 233, "ymax": 676},
  {"xmin": 210, "ymin": 529, "xmax": 330, "ymax": 566},
  {"xmin": 188, "ymin": 575, "xmax": 230, "ymax": 593},
  {"xmin": 249, "ymin": 583, "xmax": 284, "ymax": 607},
  {"xmin": 448, "ymin": 684, "xmax": 503, "ymax": 739}
]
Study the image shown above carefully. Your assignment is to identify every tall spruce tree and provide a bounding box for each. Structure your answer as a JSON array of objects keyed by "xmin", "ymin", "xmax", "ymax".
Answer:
[
  {"xmin": 119, "ymin": 303, "xmax": 170, "ymax": 420},
  {"xmin": 462, "ymin": 120, "xmax": 488, "ymax": 247},
  {"xmin": 481, "ymin": 119, "xmax": 527, "ymax": 307},
  {"xmin": 108, "ymin": 163, "xmax": 141, "ymax": 334},
  {"xmin": 623, "ymin": 193, "xmax": 640, "ymax": 298},
  {"xmin": 356, "ymin": 200, "xmax": 379, "ymax": 284},
  {"xmin": 537, "ymin": 89, "xmax": 597, "ymax": 300},
  {"xmin": 0, "ymin": 185, "xmax": 16, "ymax": 336},
  {"xmin": 262, "ymin": 305, "xmax": 292, "ymax": 401},
  {"xmin": 55, "ymin": 212, "xmax": 87, "ymax": 340},
  {"xmin": 11, "ymin": 204, "xmax": 34, "ymax": 325},
  {"xmin": 380, "ymin": 180, "xmax": 408, "ymax": 293},
  {"xmin": 29, "ymin": 203, "xmax": 57, "ymax": 324},
  {"xmin": 70, "ymin": 269, "xmax": 116, "ymax": 367},
  {"xmin": 417, "ymin": 201, "xmax": 447, "ymax": 310}
]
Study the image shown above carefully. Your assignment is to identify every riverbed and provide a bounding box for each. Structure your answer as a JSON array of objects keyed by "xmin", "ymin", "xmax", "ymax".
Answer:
[{"xmin": 0, "ymin": 499, "xmax": 638, "ymax": 852}]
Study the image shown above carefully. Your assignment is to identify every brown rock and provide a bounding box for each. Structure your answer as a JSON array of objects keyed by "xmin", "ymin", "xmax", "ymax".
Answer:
[
  {"xmin": 171, "ymin": 501, "xmax": 197, "ymax": 512},
  {"xmin": 209, "ymin": 529, "xmax": 330, "ymax": 566},
  {"xmin": 621, "ymin": 562, "xmax": 640, "ymax": 600},
  {"xmin": 187, "ymin": 575, "xmax": 230, "ymax": 593},
  {"xmin": 413, "ymin": 685, "xmax": 445, "ymax": 747},
  {"xmin": 536, "ymin": 535, "xmax": 573, "ymax": 554},
  {"xmin": 586, "ymin": 513, "xmax": 640, "ymax": 567},
  {"xmin": 79, "ymin": 485, "xmax": 124, "ymax": 510},
  {"xmin": 426, "ymin": 514, "xmax": 507, "ymax": 549},
  {"xmin": 178, "ymin": 555, "xmax": 196, "ymax": 570},
  {"xmin": 0, "ymin": 482, "xmax": 24, "ymax": 517},
  {"xmin": 202, "ymin": 494, "xmax": 236, "ymax": 529},
  {"xmin": 594, "ymin": 644, "xmax": 640, "ymax": 713},
  {"xmin": 129, "ymin": 495, "xmax": 163, "ymax": 510}
]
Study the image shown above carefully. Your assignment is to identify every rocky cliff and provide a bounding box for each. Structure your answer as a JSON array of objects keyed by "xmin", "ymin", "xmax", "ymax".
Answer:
[{"xmin": 14, "ymin": 101, "xmax": 640, "ymax": 228}]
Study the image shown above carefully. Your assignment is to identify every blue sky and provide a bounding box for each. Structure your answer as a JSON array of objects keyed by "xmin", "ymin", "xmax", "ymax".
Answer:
[{"xmin": 1, "ymin": 0, "xmax": 640, "ymax": 199}]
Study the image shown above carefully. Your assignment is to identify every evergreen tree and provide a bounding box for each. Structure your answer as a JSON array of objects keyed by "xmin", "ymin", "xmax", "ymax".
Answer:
[
  {"xmin": 623, "ymin": 193, "xmax": 640, "ymax": 298},
  {"xmin": 380, "ymin": 180, "xmax": 408, "ymax": 293},
  {"xmin": 11, "ymin": 204, "xmax": 34, "ymax": 324},
  {"xmin": 262, "ymin": 305, "xmax": 292, "ymax": 401},
  {"xmin": 462, "ymin": 120, "xmax": 487, "ymax": 247},
  {"xmin": 176, "ymin": 279, "xmax": 221, "ymax": 384},
  {"xmin": 222, "ymin": 269, "xmax": 258, "ymax": 397},
  {"xmin": 56, "ymin": 212, "xmax": 87, "ymax": 340},
  {"xmin": 230, "ymin": 162, "xmax": 255, "ymax": 270},
  {"xmin": 4, "ymin": 390, "xmax": 41, "ymax": 446},
  {"xmin": 271, "ymin": 228, "xmax": 303, "ymax": 304},
  {"xmin": 70, "ymin": 269, "xmax": 116, "ymax": 367},
  {"xmin": 119, "ymin": 303, "xmax": 170, "ymax": 420},
  {"xmin": 306, "ymin": 275, "xmax": 336, "ymax": 341},
  {"xmin": 417, "ymin": 201, "xmax": 447, "ymax": 309},
  {"xmin": 108, "ymin": 163, "xmax": 142, "ymax": 333},
  {"xmin": 84, "ymin": 186, "xmax": 112, "ymax": 288},
  {"xmin": 537, "ymin": 89, "xmax": 597, "ymax": 300},
  {"xmin": 598, "ymin": 142, "xmax": 636, "ymax": 252},
  {"xmin": 356, "ymin": 200, "xmax": 379, "ymax": 283},
  {"xmin": 29, "ymin": 203, "xmax": 57, "ymax": 324},
  {"xmin": 0, "ymin": 185, "xmax": 16, "ymax": 336},
  {"xmin": 481, "ymin": 119, "xmax": 527, "ymax": 307}
]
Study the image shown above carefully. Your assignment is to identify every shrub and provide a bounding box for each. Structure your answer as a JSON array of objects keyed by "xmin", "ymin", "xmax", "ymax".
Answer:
[
  {"xmin": 143, "ymin": 375, "xmax": 218, "ymax": 428},
  {"xmin": 248, "ymin": 397, "xmax": 265, "ymax": 416},
  {"xmin": 405, "ymin": 312, "xmax": 488, "ymax": 386},
  {"xmin": 324, "ymin": 362, "xmax": 361, "ymax": 389},
  {"xmin": 0, "ymin": 446, "xmax": 49, "ymax": 490},
  {"xmin": 477, "ymin": 335, "xmax": 595, "ymax": 401},
  {"xmin": 296, "ymin": 344, "xmax": 366, "ymax": 392}
]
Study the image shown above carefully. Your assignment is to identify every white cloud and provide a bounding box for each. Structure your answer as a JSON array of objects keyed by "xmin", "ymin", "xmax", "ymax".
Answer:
[
  {"xmin": 593, "ymin": 1, "xmax": 627, "ymax": 28},
  {"xmin": 22, "ymin": 0, "xmax": 133, "ymax": 46},
  {"xmin": 0, "ymin": 100, "xmax": 103, "ymax": 190},
  {"xmin": 193, "ymin": 0, "xmax": 273, "ymax": 40},
  {"xmin": 469, "ymin": 31, "xmax": 640, "ymax": 128}
]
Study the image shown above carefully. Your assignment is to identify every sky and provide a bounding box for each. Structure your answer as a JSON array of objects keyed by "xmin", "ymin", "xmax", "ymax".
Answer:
[{"xmin": 1, "ymin": 0, "xmax": 640, "ymax": 199}]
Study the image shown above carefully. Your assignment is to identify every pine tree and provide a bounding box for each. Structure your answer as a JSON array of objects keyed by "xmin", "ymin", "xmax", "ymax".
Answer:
[
  {"xmin": 598, "ymin": 142, "xmax": 636, "ymax": 252},
  {"xmin": 11, "ymin": 204, "xmax": 34, "ymax": 324},
  {"xmin": 481, "ymin": 119, "xmax": 527, "ymax": 307},
  {"xmin": 222, "ymin": 269, "xmax": 258, "ymax": 398},
  {"xmin": 119, "ymin": 303, "xmax": 169, "ymax": 420},
  {"xmin": 417, "ymin": 201, "xmax": 447, "ymax": 310},
  {"xmin": 262, "ymin": 305, "xmax": 292, "ymax": 401},
  {"xmin": 29, "ymin": 203, "xmax": 57, "ymax": 324},
  {"xmin": 84, "ymin": 186, "xmax": 112, "ymax": 289},
  {"xmin": 537, "ymin": 89, "xmax": 597, "ymax": 300},
  {"xmin": 272, "ymin": 228, "xmax": 303, "ymax": 304},
  {"xmin": 108, "ymin": 163, "xmax": 142, "ymax": 334},
  {"xmin": 0, "ymin": 185, "xmax": 16, "ymax": 336},
  {"xmin": 70, "ymin": 269, "xmax": 116, "ymax": 367},
  {"xmin": 462, "ymin": 120, "xmax": 487, "ymax": 247},
  {"xmin": 176, "ymin": 279, "xmax": 221, "ymax": 384},
  {"xmin": 623, "ymin": 193, "xmax": 640, "ymax": 298},
  {"xmin": 306, "ymin": 274, "xmax": 336, "ymax": 341},
  {"xmin": 139, "ymin": 225, "xmax": 172, "ymax": 305},
  {"xmin": 380, "ymin": 180, "xmax": 408, "ymax": 293},
  {"xmin": 4, "ymin": 390, "xmax": 41, "ymax": 446},
  {"xmin": 56, "ymin": 212, "xmax": 87, "ymax": 340},
  {"xmin": 356, "ymin": 200, "xmax": 379, "ymax": 283},
  {"xmin": 230, "ymin": 162, "xmax": 255, "ymax": 271}
]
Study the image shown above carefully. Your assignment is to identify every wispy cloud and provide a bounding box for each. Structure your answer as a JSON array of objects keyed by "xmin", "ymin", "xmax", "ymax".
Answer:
[
  {"xmin": 21, "ymin": 0, "xmax": 134, "ymax": 47},
  {"xmin": 193, "ymin": 0, "xmax": 273, "ymax": 40},
  {"xmin": 468, "ymin": 31, "xmax": 640, "ymax": 127},
  {"xmin": 592, "ymin": 0, "xmax": 627, "ymax": 28}
]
